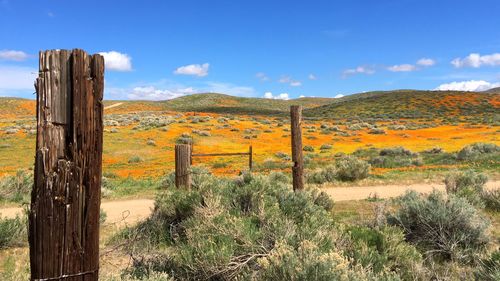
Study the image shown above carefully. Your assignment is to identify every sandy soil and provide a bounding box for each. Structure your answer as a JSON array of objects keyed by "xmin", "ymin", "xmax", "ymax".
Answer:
[
  {"xmin": 104, "ymin": 102, "xmax": 124, "ymax": 110},
  {"xmin": 323, "ymin": 180, "xmax": 499, "ymax": 201},
  {"xmin": 2, "ymin": 181, "xmax": 498, "ymax": 223},
  {"xmin": 0, "ymin": 199, "xmax": 155, "ymax": 227}
]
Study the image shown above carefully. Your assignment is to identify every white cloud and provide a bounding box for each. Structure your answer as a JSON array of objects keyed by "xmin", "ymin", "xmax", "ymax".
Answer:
[
  {"xmin": 0, "ymin": 50, "xmax": 28, "ymax": 61},
  {"xmin": 99, "ymin": 51, "xmax": 132, "ymax": 71},
  {"xmin": 308, "ymin": 74, "xmax": 317, "ymax": 80},
  {"xmin": 334, "ymin": 94, "xmax": 344, "ymax": 98},
  {"xmin": 278, "ymin": 75, "xmax": 291, "ymax": 83},
  {"xmin": 203, "ymin": 82, "xmax": 256, "ymax": 97},
  {"xmin": 106, "ymin": 80, "xmax": 257, "ymax": 100},
  {"xmin": 435, "ymin": 80, "xmax": 500, "ymax": 92},
  {"xmin": 256, "ymin": 72, "xmax": 269, "ymax": 81},
  {"xmin": 127, "ymin": 86, "xmax": 196, "ymax": 100},
  {"xmin": 342, "ymin": 66, "xmax": 375, "ymax": 78},
  {"xmin": 451, "ymin": 53, "xmax": 500, "ymax": 68},
  {"xmin": 263, "ymin": 92, "xmax": 289, "ymax": 100},
  {"xmin": 278, "ymin": 75, "xmax": 301, "ymax": 87},
  {"xmin": 417, "ymin": 58, "xmax": 435, "ymax": 66},
  {"xmin": 174, "ymin": 63, "xmax": 209, "ymax": 77},
  {"xmin": 387, "ymin": 64, "xmax": 416, "ymax": 72},
  {"xmin": 0, "ymin": 65, "xmax": 37, "ymax": 92}
]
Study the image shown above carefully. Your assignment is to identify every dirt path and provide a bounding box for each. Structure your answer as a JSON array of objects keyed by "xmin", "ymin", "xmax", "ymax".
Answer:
[
  {"xmin": 104, "ymin": 102, "xmax": 124, "ymax": 110},
  {"xmin": 323, "ymin": 180, "xmax": 500, "ymax": 201},
  {"xmin": 0, "ymin": 199, "xmax": 155, "ymax": 226},
  {"xmin": 1, "ymin": 181, "xmax": 498, "ymax": 223}
]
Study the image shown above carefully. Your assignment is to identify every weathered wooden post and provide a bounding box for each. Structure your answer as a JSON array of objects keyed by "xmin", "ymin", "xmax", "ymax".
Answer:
[
  {"xmin": 29, "ymin": 49, "xmax": 104, "ymax": 280},
  {"xmin": 290, "ymin": 105, "xmax": 304, "ymax": 191},
  {"xmin": 175, "ymin": 144, "xmax": 192, "ymax": 189},
  {"xmin": 249, "ymin": 145, "xmax": 253, "ymax": 171}
]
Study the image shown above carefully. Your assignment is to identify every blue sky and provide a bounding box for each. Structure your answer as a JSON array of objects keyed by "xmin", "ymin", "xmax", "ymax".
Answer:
[{"xmin": 1, "ymin": 0, "xmax": 500, "ymax": 100}]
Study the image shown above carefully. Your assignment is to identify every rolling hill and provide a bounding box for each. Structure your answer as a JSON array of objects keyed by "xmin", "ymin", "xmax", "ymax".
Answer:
[
  {"xmin": 303, "ymin": 90, "xmax": 499, "ymax": 121},
  {"xmin": 485, "ymin": 87, "xmax": 500, "ymax": 94},
  {"xmin": 162, "ymin": 93, "xmax": 334, "ymax": 115},
  {"xmin": 1, "ymin": 90, "xmax": 498, "ymax": 121}
]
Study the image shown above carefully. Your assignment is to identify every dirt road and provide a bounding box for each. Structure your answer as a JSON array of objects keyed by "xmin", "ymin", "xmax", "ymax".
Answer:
[
  {"xmin": 104, "ymin": 102, "xmax": 124, "ymax": 110},
  {"xmin": 1, "ymin": 181, "xmax": 498, "ymax": 224}
]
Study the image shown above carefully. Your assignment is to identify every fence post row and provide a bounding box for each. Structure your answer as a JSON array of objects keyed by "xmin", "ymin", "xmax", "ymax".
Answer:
[
  {"xmin": 30, "ymin": 49, "xmax": 104, "ymax": 280},
  {"xmin": 175, "ymin": 144, "xmax": 192, "ymax": 189},
  {"xmin": 290, "ymin": 105, "xmax": 304, "ymax": 191}
]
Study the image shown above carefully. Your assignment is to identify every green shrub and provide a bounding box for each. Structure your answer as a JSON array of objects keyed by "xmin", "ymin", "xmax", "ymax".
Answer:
[
  {"xmin": 482, "ymin": 189, "xmax": 500, "ymax": 212},
  {"xmin": 387, "ymin": 191, "xmax": 490, "ymax": 263},
  {"xmin": 128, "ymin": 155, "xmax": 143, "ymax": 163},
  {"xmin": 380, "ymin": 147, "xmax": 414, "ymax": 156},
  {"xmin": 274, "ymin": 151, "xmax": 291, "ymax": 161},
  {"xmin": 457, "ymin": 143, "xmax": 500, "ymax": 160},
  {"xmin": 320, "ymin": 144, "xmax": 333, "ymax": 150},
  {"xmin": 116, "ymin": 173, "xmax": 398, "ymax": 280},
  {"xmin": 175, "ymin": 133, "xmax": 193, "ymax": 144},
  {"xmin": 334, "ymin": 156, "xmax": 370, "ymax": 181},
  {"xmin": 312, "ymin": 190, "xmax": 334, "ymax": 212},
  {"xmin": 0, "ymin": 215, "xmax": 26, "ymax": 249},
  {"xmin": 0, "ymin": 170, "xmax": 32, "ymax": 203},
  {"xmin": 474, "ymin": 250, "xmax": 500, "ymax": 281},
  {"xmin": 444, "ymin": 170, "xmax": 487, "ymax": 207},
  {"xmin": 347, "ymin": 226, "xmax": 424, "ymax": 280},
  {"xmin": 306, "ymin": 166, "xmax": 336, "ymax": 184},
  {"xmin": 368, "ymin": 128, "xmax": 386, "ymax": 135},
  {"xmin": 370, "ymin": 147, "xmax": 422, "ymax": 168},
  {"xmin": 303, "ymin": 145, "xmax": 315, "ymax": 152}
]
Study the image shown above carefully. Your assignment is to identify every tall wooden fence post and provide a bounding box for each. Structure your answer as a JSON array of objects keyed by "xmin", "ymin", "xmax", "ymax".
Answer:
[
  {"xmin": 175, "ymin": 144, "xmax": 192, "ymax": 189},
  {"xmin": 290, "ymin": 105, "xmax": 304, "ymax": 191},
  {"xmin": 29, "ymin": 49, "xmax": 104, "ymax": 280},
  {"xmin": 249, "ymin": 145, "xmax": 253, "ymax": 171}
]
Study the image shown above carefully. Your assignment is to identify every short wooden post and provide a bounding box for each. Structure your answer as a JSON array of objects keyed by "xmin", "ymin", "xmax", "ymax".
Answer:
[
  {"xmin": 29, "ymin": 49, "xmax": 104, "ymax": 280},
  {"xmin": 175, "ymin": 144, "xmax": 191, "ymax": 189},
  {"xmin": 189, "ymin": 142, "xmax": 193, "ymax": 165},
  {"xmin": 249, "ymin": 145, "xmax": 253, "ymax": 171},
  {"xmin": 290, "ymin": 105, "xmax": 304, "ymax": 191}
]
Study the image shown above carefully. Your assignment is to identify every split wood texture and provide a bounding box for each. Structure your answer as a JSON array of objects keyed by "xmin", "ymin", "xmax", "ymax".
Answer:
[
  {"xmin": 30, "ymin": 49, "xmax": 104, "ymax": 281},
  {"xmin": 290, "ymin": 105, "xmax": 304, "ymax": 191},
  {"xmin": 175, "ymin": 144, "xmax": 192, "ymax": 189}
]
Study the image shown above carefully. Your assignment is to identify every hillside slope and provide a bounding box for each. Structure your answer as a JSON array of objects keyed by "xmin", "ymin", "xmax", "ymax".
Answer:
[
  {"xmin": 1, "ymin": 91, "xmax": 498, "ymax": 121},
  {"xmin": 162, "ymin": 93, "xmax": 333, "ymax": 115},
  {"xmin": 303, "ymin": 90, "xmax": 499, "ymax": 121},
  {"xmin": 0, "ymin": 94, "xmax": 335, "ymax": 117},
  {"xmin": 485, "ymin": 87, "xmax": 500, "ymax": 94}
]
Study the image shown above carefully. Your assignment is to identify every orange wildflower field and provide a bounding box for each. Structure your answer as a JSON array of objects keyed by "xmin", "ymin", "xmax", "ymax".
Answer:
[{"xmin": 0, "ymin": 101, "xmax": 498, "ymax": 179}]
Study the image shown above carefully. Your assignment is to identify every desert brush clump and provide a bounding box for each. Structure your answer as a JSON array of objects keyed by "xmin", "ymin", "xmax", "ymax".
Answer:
[
  {"xmin": 0, "ymin": 214, "xmax": 27, "ymax": 249},
  {"xmin": 0, "ymin": 169, "xmax": 32, "ymax": 203},
  {"xmin": 457, "ymin": 142, "xmax": 500, "ymax": 161},
  {"xmin": 334, "ymin": 155, "xmax": 370, "ymax": 182},
  {"xmin": 114, "ymin": 172, "xmax": 408, "ymax": 280},
  {"xmin": 306, "ymin": 156, "xmax": 370, "ymax": 184},
  {"xmin": 346, "ymin": 225, "xmax": 425, "ymax": 280},
  {"xmin": 482, "ymin": 189, "xmax": 500, "ymax": 212},
  {"xmin": 387, "ymin": 190, "xmax": 490, "ymax": 264},
  {"xmin": 444, "ymin": 170, "xmax": 488, "ymax": 207},
  {"xmin": 474, "ymin": 250, "xmax": 500, "ymax": 281},
  {"xmin": 369, "ymin": 147, "xmax": 423, "ymax": 168}
]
